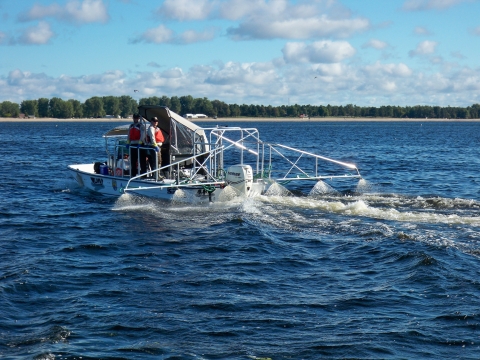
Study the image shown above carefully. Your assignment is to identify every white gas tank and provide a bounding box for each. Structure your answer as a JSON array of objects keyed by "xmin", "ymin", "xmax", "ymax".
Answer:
[{"xmin": 226, "ymin": 164, "xmax": 253, "ymax": 196}]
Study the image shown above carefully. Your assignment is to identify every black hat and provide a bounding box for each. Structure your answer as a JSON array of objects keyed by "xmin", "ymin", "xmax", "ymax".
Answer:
[{"xmin": 133, "ymin": 114, "xmax": 140, "ymax": 119}]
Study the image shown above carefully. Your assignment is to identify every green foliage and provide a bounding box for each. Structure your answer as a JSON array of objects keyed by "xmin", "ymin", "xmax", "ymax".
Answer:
[
  {"xmin": 21, "ymin": 99, "xmax": 38, "ymax": 117},
  {"xmin": 83, "ymin": 96, "xmax": 105, "ymax": 118},
  {"xmin": 49, "ymin": 97, "xmax": 74, "ymax": 118},
  {"xmin": 68, "ymin": 99, "xmax": 83, "ymax": 118},
  {"xmin": 2, "ymin": 94, "xmax": 480, "ymax": 120},
  {"xmin": 0, "ymin": 101, "xmax": 20, "ymax": 117},
  {"xmin": 38, "ymin": 98, "xmax": 49, "ymax": 117},
  {"xmin": 103, "ymin": 96, "xmax": 120, "ymax": 117},
  {"xmin": 118, "ymin": 95, "xmax": 137, "ymax": 118},
  {"xmin": 170, "ymin": 96, "xmax": 181, "ymax": 113}
]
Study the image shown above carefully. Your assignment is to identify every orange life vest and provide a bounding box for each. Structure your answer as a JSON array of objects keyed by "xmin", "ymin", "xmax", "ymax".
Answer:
[
  {"xmin": 147, "ymin": 127, "xmax": 165, "ymax": 144},
  {"xmin": 129, "ymin": 124, "xmax": 141, "ymax": 141}
]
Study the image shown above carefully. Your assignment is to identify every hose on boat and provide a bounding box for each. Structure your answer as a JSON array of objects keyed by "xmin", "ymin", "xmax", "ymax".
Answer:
[
  {"xmin": 253, "ymin": 165, "xmax": 272, "ymax": 179},
  {"xmin": 202, "ymin": 184, "xmax": 216, "ymax": 193}
]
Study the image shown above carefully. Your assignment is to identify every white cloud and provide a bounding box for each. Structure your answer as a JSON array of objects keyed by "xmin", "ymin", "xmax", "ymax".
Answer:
[
  {"xmin": 362, "ymin": 39, "xmax": 388, "ymax": 49},
  {"xmin": 132, "ymin": 25, "xmax": 174, "ymax": 44},
  {"xmin": 131, "ymin": 25, "xmax": 216, "ymax": 44},
  {"xmin": 19, "ymin": 21, "xmax": 55, "ymax": 45},
  {"xmin": 216, "ymin": 0, "xmax": 253, "ymax": 21},
  {"xmin": 313, "ymin": 63, "xmax": 345, "ymax": 77},
  {"xmin": 364, "ymin": 62, "xmax": 413, "ymax": 77},
  {"xmin": 228, "ymin": 15, "xmax": 369, "ymax": 40},
  {"xmin": 414, "ymin": 26, "xmax": 431, "ymax": 35},
  {"xmin": 204, "ymin": 61, "xmax": 277, "ymax": 86},
  {"xmin": 3, "ymin": 58, "xmax": 480, "ymax": 107},
  {"xmin": 18, "ymin": 0, "xmax": 109, "ymax": 24},
  {"xmin": 402, "ymin": 0, "xmax": 474, "ymax": 11},
  {"xmin": 224, "ymin": 0, "xmax": 369, "ymax": 40},
  {"xmin": 409, "ymin": 40, "xmax": 438, "ymax": 56},
  {"xmin": 154, "ymin": 0, "xmax": 369, "ymax": 40},
  {"xmin": 156, "ymin": 0, "xmax": 213, "ymax": 20},
  {"xmin": 179, "ymin": 28, "xmax": 216, "ymax": 44},
  {"xmin": 282, "ymin": 41, "xmax": 356, "ymax": 64}
]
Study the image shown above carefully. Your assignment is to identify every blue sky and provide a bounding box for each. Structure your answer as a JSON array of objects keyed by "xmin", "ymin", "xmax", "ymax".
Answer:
[{"xmin": 1, "ymin": 0, "xmax": 479, "ymax": 107}]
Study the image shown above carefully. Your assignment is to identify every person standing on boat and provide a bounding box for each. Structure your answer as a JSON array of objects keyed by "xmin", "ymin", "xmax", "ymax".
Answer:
[
  {"xmin": 127, "ymin": 114, "xmax": 146, "ymax": 177},
  {"xmin": 146, "ymin": 117, "xmax": 165, "ymax": 175},
  {"xmin": 116, "ymin": 153, "xmax": 130, "ymax": 176}
]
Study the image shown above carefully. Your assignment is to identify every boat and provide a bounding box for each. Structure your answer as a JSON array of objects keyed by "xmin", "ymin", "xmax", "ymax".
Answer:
[{"xmin": 68, "ymin": 105, "xmax": 362, "ymax": 202}]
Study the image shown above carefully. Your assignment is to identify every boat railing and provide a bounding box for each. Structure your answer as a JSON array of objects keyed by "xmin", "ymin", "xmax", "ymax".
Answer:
[
  {"xmin": 205, "ymin": 127, "xmax": 361, "ymax": 183},
  {"xmin": 123, "ymin": 147, "xmax": 226, "ymax": 193},
  {"xmin": 121, "ymin": 125, "xmax": 362, "ymax": 195}
]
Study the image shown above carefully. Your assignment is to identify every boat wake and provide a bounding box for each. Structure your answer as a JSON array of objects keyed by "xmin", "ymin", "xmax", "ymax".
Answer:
[
  {"xmin": 111, "ymin": 181, "xmax": 480, "ymax": 257},
  {"xmin": 259, "ymin": 194, "xmax": 480, "ymax": 226}
]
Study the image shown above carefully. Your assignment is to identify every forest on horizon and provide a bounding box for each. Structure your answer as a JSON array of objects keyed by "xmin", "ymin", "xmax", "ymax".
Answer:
[{"xmin": 1, "ymin": 95, "xmax": 479, "ymax": 119}]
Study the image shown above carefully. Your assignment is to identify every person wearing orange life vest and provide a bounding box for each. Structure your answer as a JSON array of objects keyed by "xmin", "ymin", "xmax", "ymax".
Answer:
[
  {"xmin": 146, "ymin": 117, "xmax": 165, "ymax": 175},
  {"xmin": 127, "ymin": 114, "xmax": 146, "ymax": 177}
]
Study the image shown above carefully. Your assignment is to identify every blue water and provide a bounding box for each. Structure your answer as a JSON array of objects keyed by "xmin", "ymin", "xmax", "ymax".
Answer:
[{"xmin": 1, "ymin": 120, "xmax": 480, "ymax": 359}]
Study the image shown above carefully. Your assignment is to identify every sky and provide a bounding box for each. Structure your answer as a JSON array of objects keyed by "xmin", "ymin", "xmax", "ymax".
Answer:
[{"xmin": 1, "ymin": 0, "xmax": 480, "ymax": 107}]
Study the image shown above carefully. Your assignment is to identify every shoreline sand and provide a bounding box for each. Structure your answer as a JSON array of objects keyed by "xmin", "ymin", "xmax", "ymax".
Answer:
[{"xmin": 1, "ymin": 117, "xmax": 479, "ymax": 123}]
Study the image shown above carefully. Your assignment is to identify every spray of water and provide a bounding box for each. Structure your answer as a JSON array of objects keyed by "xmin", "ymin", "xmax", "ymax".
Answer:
[
  {"xmin": 355, "ymin": 178, "xmax": 373, "ymax": 194},
  {"xmin": 217, "ymin": 185, "xmax": 241, "ymax": 202},
  {"xmin": 308, "ymin": 180, "xmax": 337, "ymax": 197},
  {"xmin": 264, "ymin": 182, "xmax": 293, "ymax": 197},
  {"xmin": 112, "ymin": 193, "xmax": 157, "ymax": 212},
  {"xmin": 172, "ymin": 188, "xmax": 191, "ymax": 204}
]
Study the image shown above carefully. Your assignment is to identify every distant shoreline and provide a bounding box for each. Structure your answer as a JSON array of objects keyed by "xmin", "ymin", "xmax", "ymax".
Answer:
[{"xmin": 1, "ymin": 117, "xmax": 479, "ymax": 123}]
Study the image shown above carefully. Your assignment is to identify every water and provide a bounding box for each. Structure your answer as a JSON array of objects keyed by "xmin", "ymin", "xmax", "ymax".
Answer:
[{"xmin": 1, "ymin": 120, "xmax": 480, "ymax": 359}]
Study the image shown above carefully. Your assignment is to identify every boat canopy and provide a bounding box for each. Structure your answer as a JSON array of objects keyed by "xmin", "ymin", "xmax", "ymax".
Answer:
[{"xmin": 103, "ymin": 106, "xmax": 207, "ymax": 155}]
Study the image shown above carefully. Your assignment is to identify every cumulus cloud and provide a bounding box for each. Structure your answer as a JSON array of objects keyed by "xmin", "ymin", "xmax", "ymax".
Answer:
[
  {"xmin": 222, "ymin": 0, "xmax": 369, "ymax": 40},
  {"xmin": 282, "ymin": 41, "xmax": 356, "ymax": 64},
  {"xmin": 414, "ymin": 26, "xmax": 432, "ymax": 35},
  {"xmin": 131, "ymin": 25, "xmax": 216, "ymax": 44},
  {"xmin": 409, "ymin": 40, "xmax": 438, "ymax": 56},
  {"xmin": 3, "ymin": 60, "xmax": 480, "ymax": 107},
  {"xmin": 204, "ymin": 61, "xmax": 277, "ymax": 85},
  {"xmin": 154, "ymin": 0, "xmax": 369, "ymax": 40},
  {"xmin": 228, "ymin": 15, "xmax": 369, "ymax": 40},
  {"xmin": 19, "ymin": 21, "xmax": 55, "ymax": 45},
  {"xmin": 364, "ymin": 62, "xmax": 413, "ymax": 77},
  {"xmin": 156, "ymin": 0, "xmax": 213, "ymax": 20},
  {"xmin": 402, "ymin": 0, "xmax": 474, "ymax": 11},
  {"xmin": 131, "ymin": 24, "xmax": 173, "ymax": 44},
  {"xmin": 362, "ymin": 39, "xmax": 388, "ymax": 49},
  {"xmin": 1, "ymin": 69, "xmax": 129, "ymax": 100},
  {"xmin": 179, "ymin": 28, "xmax": 216, "ymax": 43},
  {"xmin": 18, "ymin": 0, "xmax": 109, "ymax": 24},
  {"xmin": 219, "ymin": 0, "xmax": 262, "ymax": 20}
]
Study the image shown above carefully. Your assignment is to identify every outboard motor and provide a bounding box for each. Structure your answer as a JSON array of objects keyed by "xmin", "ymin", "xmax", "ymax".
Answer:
[{"xmin": 226, "ymin": 165, "xmax": 253, "ymax": 196}]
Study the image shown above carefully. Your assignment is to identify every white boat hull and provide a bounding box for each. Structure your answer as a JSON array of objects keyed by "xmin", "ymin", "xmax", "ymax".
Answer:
[
  {"xmin": 68, "ymin": 164, "xmax": 266, "ymax": 202},
  {"xmin": 68, "ymin": 164, "xmax": 217, "ymax": 201}
]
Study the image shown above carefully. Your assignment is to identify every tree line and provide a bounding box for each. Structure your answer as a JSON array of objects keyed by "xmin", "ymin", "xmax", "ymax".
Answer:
[{"xmin": 1, "ymin": 95, "xmax": 479, "ymax": 119}]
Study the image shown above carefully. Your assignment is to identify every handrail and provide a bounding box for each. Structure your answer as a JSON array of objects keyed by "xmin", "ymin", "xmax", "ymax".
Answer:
[
  {"xmin": 123, "ymin": 180, "xmax": 226, "ymax": 192},
  {"xmin": 111, "ymin": 123, "xmax": 362, "ymax": 197},
  {"xmin": 123, "ymin": 148, "xmax": 219, "ymax": 192},
  {"xmin": 268, "ymin": 143, "xmax": 359, "ymax": 170}
]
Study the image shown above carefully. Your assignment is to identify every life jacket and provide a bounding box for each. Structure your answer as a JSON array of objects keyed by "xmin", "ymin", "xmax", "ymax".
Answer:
[
  {"xmin": 129, "ymin": 123, "xmax": 141, "ymax": 141},
  {"xmin": 147, "ymin": 127, "xmax": 165, "ymax": 144}
]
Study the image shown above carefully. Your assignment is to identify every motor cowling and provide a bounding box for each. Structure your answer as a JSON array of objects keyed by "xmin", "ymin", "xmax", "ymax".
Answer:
[{"xmin": 225, "ymin": 165, "xmax": 253, "ymax": 196}]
